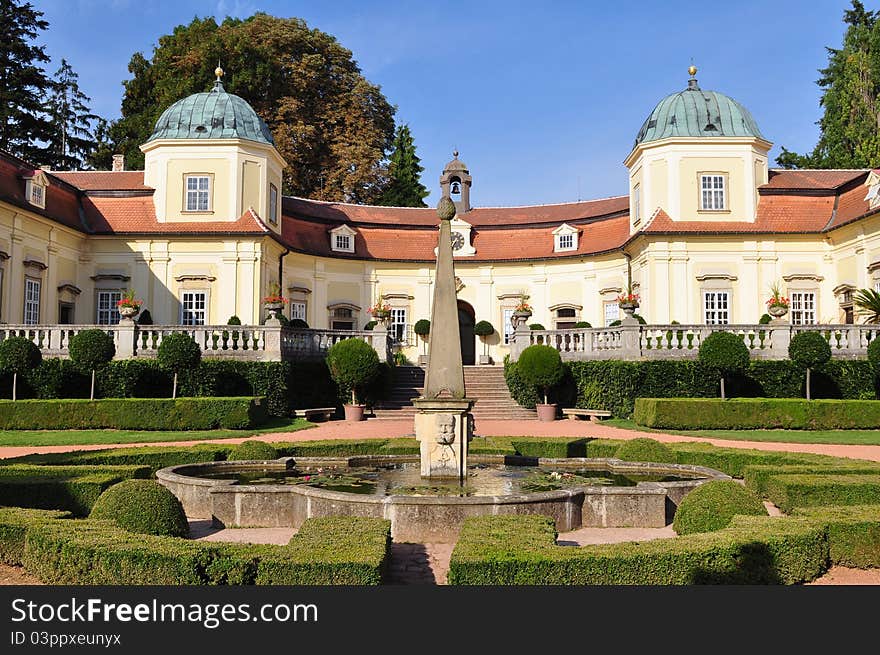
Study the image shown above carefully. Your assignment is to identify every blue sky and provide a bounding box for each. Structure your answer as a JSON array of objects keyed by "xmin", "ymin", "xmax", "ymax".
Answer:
[{"xmin": 33, "ymin": 0, "xmax": 855, "ymax": 206}]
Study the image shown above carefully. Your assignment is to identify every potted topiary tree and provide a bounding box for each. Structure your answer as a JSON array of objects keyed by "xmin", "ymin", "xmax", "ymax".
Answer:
[
  {"xmin": 157, "ymin": 333, "xmax": 202, "ymax": 399},
  {"xmin": 326, "ymin": 338, "xmax": 381, "ymax": 421},
  {"xmin": 698, "ymin": 331, "xmax": 750, "ymax": 399},
  {"xmin": 0, "ymin": 337, "xmax": 41, "ymax": 401},
  {"xmin": 413, "ymin": 319, "xmax": 430, "ymax": 364},
  {"xmin": 474, "ymin": 320, "xmax": 494, "ymax": 364},
  {"xmin": 223, "ymin": 315, "xmax": 241, "ymax": 350},
  {"xmin": 517, "ymin": 344, "xmax": 565, "ymax": 421},
  {"xmin": 291, "ymin": 318, "xmax": 309, "ymax": 329},
  {"xmin": 68, "ymin": 329, "xmax": 115, "ymax": 400},
  {"xmin": 789, "ymin": 331, "xmax": 831, "ymax": 400}
]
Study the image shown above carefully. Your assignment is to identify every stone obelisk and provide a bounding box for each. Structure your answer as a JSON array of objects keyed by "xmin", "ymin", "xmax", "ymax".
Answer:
[{"xmin": 412, "ymin": 196, "xmax": 474, "ymax": 478}]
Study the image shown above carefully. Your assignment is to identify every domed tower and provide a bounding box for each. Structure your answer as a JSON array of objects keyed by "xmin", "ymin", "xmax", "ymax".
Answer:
[
  {"xmin": 140, "ymin": 67, "xmax": 286, "ymax": 231},
  {"xmin": 439, "ymin": 151, "xmax": 472, "ymax": 214},
  {"xmin": 624, "ymin": 67, "xmax": 771, "ymax": 231}
]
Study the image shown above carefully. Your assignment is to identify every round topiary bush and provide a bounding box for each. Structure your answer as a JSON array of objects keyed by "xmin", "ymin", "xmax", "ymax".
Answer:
[
  {"xmin": 90, "ymin": 479, "xmax": 188, "ymax": 537},
  {"xmin": 473, "ymin": 320, "xmax": 494, "ymax": 337},
  {"xmin": 609, "ymin": 314, "xmax": 646, "ymax": 327},
  {"xmin": 528, "ymin": 323, "xmax": 545, "ymax": 330},
  {"xmin": 574, "ymin": 321, "xmax": 592, "ymax": 329},
  {"xmin": 698, "ymin": 331, "xmax": 750, "ymax": 399},
  {"xmin": 157, "ymin": 333, "xmax": 202, "ymax": 398},
  {"xmin": 672, "ymin": 480, "xmax": 766, "ymax": 535},
  {"xmin": 517, "ymin": 344, "xmax": 564, "ymax": 405},
  {"xmin": 327, "ymin": 337, "xmax": 381, "ymax": 405},
  {"xmin": 68, "ymin": 329, "xmax": 116, "ymax": 400},
  {"xmin": 363, "ymin": 320, "xmax": 377, "ymax": 331},
  {"xmin": 413, "ymin": 319, "xmax": 431, "ymax": 337},
  {"xmin": 758, "ymin": 313, "xmax": 772, "ymax": 325},
  {"xmin": 615, "ymin": 438, "xmax": 675, "ymax": 464},
  {"xmin": 788, "ymin": 331, "xmax": 832, "ymax": 400},
  {"xmin": 229, "ymin": 440, "xmax": 277, "ymax": 461},
  {"xmin": 0, "ymin": 336, "xmax": 42, "ymax": 400},
  {"xmin": 290, "ymin": 318, "xmax": 309, "ymax": 328}
]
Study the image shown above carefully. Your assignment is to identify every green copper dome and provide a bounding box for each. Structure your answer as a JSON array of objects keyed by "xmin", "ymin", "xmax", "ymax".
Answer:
[
  {"xmin": 147, "ymin": 80, "xmax": 275, "ymax": 146},
  {"xmin": 634, "ymin": 73, "xmax": 763, "ymax": 148}
]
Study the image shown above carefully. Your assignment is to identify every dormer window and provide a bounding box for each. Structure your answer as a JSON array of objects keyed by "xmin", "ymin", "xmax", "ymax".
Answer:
[
  {"xmin": 184, "ymin": 174, "xmax": 212, "ymax": 212},
  {"xmin": 24, "ymin": 171, "xmax": 48, "ymax": 209},
  {"xmin": 865, "ymin": 171, "xmax": 880, "ymax": 210},
  {"xmin": 700, "ymin": 174, "xmax": 726, "ymax": 211},
  {"xmin": 552, "ymin": 223, "xmax": 578, "ymax": 253},
  {"xmin": 329, "ymin": 225, "xmax": 357, "ymax": 253}
]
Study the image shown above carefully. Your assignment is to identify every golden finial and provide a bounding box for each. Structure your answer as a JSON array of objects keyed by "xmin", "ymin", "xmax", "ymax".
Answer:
[
  {"xmin": 215, "ymin": 65, "xmax": 224, "ymax": 82},
  {"xmin": 688, "ymin": 64, "xmax": 697, "ymax": 77}
]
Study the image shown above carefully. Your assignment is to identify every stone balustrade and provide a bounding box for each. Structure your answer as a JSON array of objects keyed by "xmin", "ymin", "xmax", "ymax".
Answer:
[
  {"xmin": 509, "ymin": 323, "xmax": 880, "ymax": 361},
  {"xmin": 0, "ymin": 324, "xmax": 393, "ymax": 363}
]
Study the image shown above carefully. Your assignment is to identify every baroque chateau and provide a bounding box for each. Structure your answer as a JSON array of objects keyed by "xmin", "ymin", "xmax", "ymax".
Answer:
[{"xmin": 2, "ymin": 66, "xmax": 880, "ymax": 365}]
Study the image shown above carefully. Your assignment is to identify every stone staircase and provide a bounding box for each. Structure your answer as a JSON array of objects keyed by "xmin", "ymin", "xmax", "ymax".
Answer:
[{"xmin": 371, "ymin": 365, "xmax": 537, "ymax": 421}]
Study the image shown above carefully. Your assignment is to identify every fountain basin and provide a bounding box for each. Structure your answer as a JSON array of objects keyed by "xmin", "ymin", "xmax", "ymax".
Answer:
[{"xmin": 157, "ymin": 455, "xmax": 729, "ymax": 542}]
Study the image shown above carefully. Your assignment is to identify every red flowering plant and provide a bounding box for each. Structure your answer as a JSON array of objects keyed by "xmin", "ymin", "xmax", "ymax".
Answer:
[
  {"xmin": 262, "ymin": 282, "xmax": 287, "ymax": 305},
  {"xmin": 617, "ymin": 291, "xmax": 640, "ymax": 306},
  {"xmin": 766, "ymin": 282, "xmax": 789, "ymax": 309},
  {"xmin": 514, "ymin": 294, "xmax": 532, "ymax": 313},
  {"xmin": 368, "ymin": 299, "xmax": 392, "ymax": 317},
  {"xmin": 116, "ymin": 289, "xmax": 143, "ymax": 310}
]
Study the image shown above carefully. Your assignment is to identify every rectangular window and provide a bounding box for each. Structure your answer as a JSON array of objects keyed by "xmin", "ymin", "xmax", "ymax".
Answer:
[
  {"xmin": 390, "ymin": 307, "xmax": 408, "ymax": 344},
  {"xmin": 874, "ymin": 280, "xmax": 880, "ymax": 294},
  {"xmin": 503, "ymin": 308, "xmax": 515, "ymax": 345},
  {"xmin": 790, "ymin": 291, "xmax": 816, "ymax": 325},
  {"xmin": 185, "ymin": 175, "xmax": 211, "ymax": 212},
  {"xmin": 700, "ymin": 174, "xmax": 726, "ymax": 211},
  {"xmin": 24, "ymin": 278, "xmax": 40, "ymax": 325},
  {"xmin": 180, "ymin": 291, "xmax": 207, "ymax": 325},
  {"xmin": 29, "ymin": 183, "xmax": 45, "ymax": 208},
  {"xmin": 291, "ymin": 301, "xmax": 306, "ymax": 322},
  {"xmin": 96, "ymin": 290, "xmax": 122, "ymax": 325},
  {"xmin": 558, "ymin": 233, "xmax": 574, "ymax": 250},
  {"xmin": 633, "ymin": 184, "xmax": 641, "ymax": 223},
  {"xmin": 334, "ymin": 234, "xmax": 351, "ymax": 251},
  {"xmin": 703, "ymin": 291, "xmax": 730, "ymax": 325},
  {"xmin": 604, "ymin": 301, "xmax": 620, "ymax": 326},
  {"xmin": 269, "ymin": 184, "xmax": 278, "ymax": 224}
]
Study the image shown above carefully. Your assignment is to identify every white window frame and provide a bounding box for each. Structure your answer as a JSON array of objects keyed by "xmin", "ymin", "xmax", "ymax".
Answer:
[
  {"xmin": 290, "ymin": 301, "xmax": 307, "ymax": 322},
  {"xmin": 180, "ymin": 290, "xmax": 207, "ymax": 326},
  {"xmin": 330, "ymin": 226, "xmax": 356, "ymax": 253},
  {"xmin": 790, "ymin": 291, "xmax": 817, "ymax": 325},
  {"xmin": 28, "ymin": 181, "xmax": 46, "ymax": 209},
  {"xmin": 184, "ymin": 175, "xmax": 211, "ymax": 212},
  {"xmin": 552, "ymin": 223, "xmax": 578, "ymax": 253},
  {"xmin": 24, "ymin": 278, "xmax": 41, "ymax": 325},
  {"xmin": 96, "ymin": 290, "xmax": 122, "ymax": 325},
  {"xmin": 700, "ymin": 174, "xmax": 726, "ymax": 211},
  {"xmin": 558, "ymin": 233, "xmax": 574, "ymax": 250},
  {"xmin": 502, "ymin": 308, "xmax": 515, "ymax": 345},
  {"xmin": 269, "ymin": 183, "xmax": 278, "ymax": 224},
  {"xmin": 604, "ymin": 301, "xmax": 620, "ymax": 326},
  {"xmin": 390, "ymin": 307, "xmax": 408, "ymax": 344},
  {"xmin": 633, "ymin": 183, "xmax": 641, "ymax": 224},
  {"xmin": 703, "ymin": 290, "xmax": 730, "ymax": 325}
]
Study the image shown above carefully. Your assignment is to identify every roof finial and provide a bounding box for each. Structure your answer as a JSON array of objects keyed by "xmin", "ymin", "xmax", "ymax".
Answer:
[
  {"xmin": 213, "ymin": 62, "xmax": 225, "ymax": 92},
  {"xmin": 453, "ymin": 149, "xmax": 459, "ymax": 158},
  {"xmin": 687, "ymin": 61, "xmax": 699, "ymax": 90}
]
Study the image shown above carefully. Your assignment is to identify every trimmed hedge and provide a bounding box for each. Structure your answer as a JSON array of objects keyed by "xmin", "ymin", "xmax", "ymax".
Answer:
[
  {"xmin": 793, "ymin": 505, "xmax": 880, "ymax": 568},
  {"xmin": 20, "ymin": 516, "xmax": 390, "ymax": 585},
  {"xmin": 614, "ymin": 438, "xmax": 674, "ymax": 463},
  {"xmin": 765, "ymin": 474, "xmax": 880, "ymax": 513},
  {"xmin": 634, "ymin": 397, "xmax": 880, "ymax": 430},
  {"xmin": 0, "ymin": 397, "xmax": 268, "ymax": 430},
  {"xmin": 7, "ymin": 445, "xmax": 232, "ymax": 472},
  {"xmin": 744, "ymin": 463, "xmax": 880, "ymax": 496},
  {"xmin": 0, "ymin": 507, "xmax": 71, "ymax": 565},
  {"xmin": 229, "ymin": 440, "xmax": 278, "ymax": 461},
  {"xmin": 90, "ymin": 480, "xmax": 189, "ymax": 537},
  {"xmin": 0, "ymin": 464, "xmax": 151, "ymax": 515},
  {"xmin": 448, "ymin": 514, "xmax": 827, "ymax": 585},
  {"xmin": 672, "ymin": 480, "xmax": 766, "ymax": 535}
]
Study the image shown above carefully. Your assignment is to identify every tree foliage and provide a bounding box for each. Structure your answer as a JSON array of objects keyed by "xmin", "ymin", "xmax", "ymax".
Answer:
[
  {"xmin": 777, "ymin": 1, "xmax": 880, "ymax": 168},
  {"xmin": 698, "ymin": 331, "xmax": 750, "ymax": 399},
  {"xmin": 326, "ymin": 338, "xmax": 380, "ymax": 405},
  {"xmin": 379, "ymin": 124, "xmax": 429, "ymax": 207},
  {"xmin": 517, "ymin": 344, "xmax": 564, "ymax": 404},
  {"xmin": 44, "ymin": 59, "xmax": 99, "ymax": 170},
  {"xmin": 68, "ymin": 329, "xmax": 115, "ymax": 372},
  {"xmin": 854, "ymin": 287, "xmax": 880, "ymax": 324},
  {"xmin": 97, "ymin": 14, "xmax": 396, "ymax": 202}
]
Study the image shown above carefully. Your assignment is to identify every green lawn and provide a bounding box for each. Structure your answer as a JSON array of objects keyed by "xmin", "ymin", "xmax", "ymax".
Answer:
[
  {"xmin": 0, "ymin": 417, "xmax": 314, "ymax": 447},
  {"xmin": 605, "ymin": 418, "xmax": 880, "ymax": 446}
]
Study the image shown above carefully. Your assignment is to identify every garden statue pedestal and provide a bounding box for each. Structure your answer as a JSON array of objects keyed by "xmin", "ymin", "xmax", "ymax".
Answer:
[{"xmin": 413, "ymin": 398, "xmax": 473, "ymax": 478}]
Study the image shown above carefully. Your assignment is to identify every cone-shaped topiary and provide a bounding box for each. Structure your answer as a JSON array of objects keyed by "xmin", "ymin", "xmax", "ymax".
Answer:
[
  {"xmin": 615, "ymin": 438, "xmax": 675, "ymax": 463},
  {"xmin": 68, "ymin": 329, "xmax": 116, "ymax": 400},
  {"xmin": 90, "ymin": 479, "xmax": 188, "ymax": 537},
  {"xmin": 517, "ymin": 344, "xmax": 564, "ymax": 405},
  {"xmin": 327, "ymin": 338, "xmax": 381, "ymax": 405},
  {"xmin": 157, "ymin": 333, "xmax": 201, "ymax": 399},
  {"xmin": 788, "ymin": 331, "xmax": 832, "ymax": 401},
  {"xmin": 672, "ymin": 480, "xmax": 766, "ymax": 535},
  {"xmin": 0, "ymin": 337, "xmax": 42, "ymax": 401},
  {"xmin": 698, "ymin": 331, "xmax": 750, "ymax": 399},
  {"xmin": 229, "ymin": 440, "xmax": 277, "ymax": 461},
  {"xmin": 136, "ymin": 309, "xmax": 153, "ymax": 325}
]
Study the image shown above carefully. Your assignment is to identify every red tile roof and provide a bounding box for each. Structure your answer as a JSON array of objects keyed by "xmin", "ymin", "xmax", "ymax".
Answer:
[
  {"xmin": 50, "ymin": 171, "xmax": 150, "ymax": 191},
  {"xmin": 0, "ymin": 155, "xmax": 83, "ymax": 231},
  {"xmin": 763, "ymin": 169, "xmax": 868, "ymax": 190}
]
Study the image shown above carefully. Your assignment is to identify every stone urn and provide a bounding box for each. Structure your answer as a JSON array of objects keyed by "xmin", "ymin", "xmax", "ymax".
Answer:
[
  {"xmin": 344, "ymin": 404, "xmax": 365, "ymax": 422},
  {"xmin": 118, "ymin": 305, "xmax": 140, "ymax": 320},
  {"xmin": 536, "ymin": 403, "xmax": 557, "ymax": 422},
  {"xmin": 265, "ymin": 302, "xmax": 284, "ymax": 322},
  {"xmin": 619, "ymin": 302, "xmax": 639, "ymax": 321},
  {"xmin": 768, "ymin": 304, "xmax": 789, "ymax": 319},
  {"xmin": 376, "ymin": 313, "xmax": 392, "ymax": 329},
  {"xmin": 511, "ymin": 310, "xmax": 532, "ymax": 330}
]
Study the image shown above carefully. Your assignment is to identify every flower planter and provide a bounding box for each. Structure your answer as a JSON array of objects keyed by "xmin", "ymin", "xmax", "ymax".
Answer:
[
  {"xmin": 536, "ymin": 403, "xmax": 557, "ymax": 422},
  {"xmin": 343, "ymin": 404, "xmax": 365, "ymax": 422},
  {"xmin": 118, "ymin": 305, "xmax": 140, "ymax": 320},
  {"xmin": 511, "ymin": 310, "xmax": 532, "ymax": 330},
  {"xmin": 768, "ymin": 304, "xmax": 789, "ymax": 318}
]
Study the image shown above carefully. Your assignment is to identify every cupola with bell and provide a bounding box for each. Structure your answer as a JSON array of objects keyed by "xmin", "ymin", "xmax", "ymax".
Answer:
[{"xmin": 440, "ymin": 151, "xmax": 472, "ymax": 214}]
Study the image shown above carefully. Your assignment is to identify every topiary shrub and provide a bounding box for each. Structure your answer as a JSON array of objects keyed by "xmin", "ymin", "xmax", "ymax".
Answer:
[
  {"xmin": 363, "ymin": 320, "xmax": 377, "ymax": 331},
  {"xmin": 474, "ymin": 320, "xmax": 494, "ymax": 337},
  {"xmin": 758, "ymin": 313, "xmax": 772, "ymax": 325},
  {"xmin": 517, "ymin": 344, "xmax": 564, "ymax": 405},
  {"xmin": 157, "ymin": 333, "xmax": 202, "ymax": 399},
  {"xmin": 327, "ymin": 338, "xmax": 381, "ymax": 405},
  {"xmin": 229, "ymin": 440, "xmax": 277, "ymax": 461},
  {"xmin": 90, "ymin": 479, "xmax": 188, "ymax": 537},
  {"xmin": 222, "ymin": 315, "xmax": 242, "ymax": 346},
  {"xmin": 413, "ymin": 319, "xmax": 431, "ymax": 337},
  {"xmin": 136, "ymin": 309, "xmax": 153, "ymax": 325},
  {"xmin": 0, "ymin": 337, "xmax": 42, "ymax": 401},
  {"xmin": 609, "ymin": 314, "xmax": 646, "ymax": 326},
  {"xmin": 789, "ymin": 331, "xmax": 832, "ymax": 400},
  {"xmin": 673, "ymin": 480, "xmax": 766, "ymax": 535},
  {"xmin": 615, "ymin": 438, "xmax": 674, "ymax": 463},
  {"xmin": 698, "ymin": 331, "xmax": 750, "ymax": 399},
  {"xmin": 290, "ymin": 318, "xmax": 309, "ymax": 329},
  {"xmin": 574, "ymin": 321, "xmax": 592, "ymax": 329},
  {"xmin": 68, "ymin": 329, "xmax": 115, "ymax": 400},
  {"xmin": 528, "ymin": 323, "xmax": 545, "ymax": 331}
]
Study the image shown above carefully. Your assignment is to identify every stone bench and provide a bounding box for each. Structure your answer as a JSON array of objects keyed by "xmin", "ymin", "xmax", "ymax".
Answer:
[
  {"xmin": 561, "ymin": 408, "xmax": 611, "ymax": 422},
  {"xmin": 292, "ymin": 407, "xmax": 336, "ymax": 422}
]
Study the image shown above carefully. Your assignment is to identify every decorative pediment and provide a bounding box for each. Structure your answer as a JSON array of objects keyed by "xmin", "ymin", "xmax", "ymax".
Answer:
[
  {"xmin": 549, "ymin": 302, "xmax": 583, "ymax": 312},
  {"xmin": 327, "ymin": 302, "xmax": 361, "ymax": 312},
  {"xmin": 552, "ymin": 223, "xmax": 579, "ymax": 252},
  {"xmin": 22, "ymin": 258, "xmax": 47, "ymax": 271},
  {"xmin": 833, "ymin": 283, "xmax": 857, "ymax": 296},
  {"xmin": 288, "ymin": 286, "xmax": 312, "ymax": 295},
  {"xmin": 551, "ymin": 223, "xmax": 578, "ymax": 235},
  {"xmin": 599, "ymin": 286, "xmax": 623, "ymax": 295},
  {"xmin": 695, "ymin": 273, "xmax": 738, "ymax": 282},
  {"xmin": 381, "ymin": 292, "xmax": 415, "ymax": 301},
  {"xmin": 866, "ymin": 170, "xmax": 880, "ymax": 209},
  {"xmin": 174, "ymin": 274, "xmax": 216, "ymax": 282},
  {"xmin": 782, "ymin": 273, "xmax": 824, "ymax": 283},
  {"xmin": 329, "ymin": 224, "xmax": 357, "ymax": 253},
  {"xmin": 90, "ymin": 273, "xmax": 131, "ymax": 282},
  {"xmin": 57, "ymin": 283, "xmax": 82, "ymax": 296},
  {"xmin": 868, "ymin": 260, "xmax": 880, "ymax": 274},
  {"xmin": 329, "ymin": 224, "xmax": 357, "ymax": 237}
]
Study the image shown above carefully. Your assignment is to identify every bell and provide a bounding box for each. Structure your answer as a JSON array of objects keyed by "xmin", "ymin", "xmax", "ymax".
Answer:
[{"xmin": 451, "ymin": 181, "xmax": 461, "ymax": 194}]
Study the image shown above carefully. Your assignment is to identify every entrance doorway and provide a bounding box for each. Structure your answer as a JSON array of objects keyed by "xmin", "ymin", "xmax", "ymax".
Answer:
[{"xmin": 457, "ymin": 299, "xmax": 475, "ymax": 365}]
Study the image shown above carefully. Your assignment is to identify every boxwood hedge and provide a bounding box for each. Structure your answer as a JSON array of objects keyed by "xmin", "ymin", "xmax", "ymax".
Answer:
[
  {"xmin": 792, "ymin": 505, "xmax": 880, "ymax": 568},
  {"xmin": 744, "ymin": 464, "xmax": 880, "ymax": 496},
  {"xmin": 765, "ymin": 474, "xmax": 880, "ymax": 513},
  {"xmin": 0, "ymin": 507, "xmax": 71, "ymax": 565}
]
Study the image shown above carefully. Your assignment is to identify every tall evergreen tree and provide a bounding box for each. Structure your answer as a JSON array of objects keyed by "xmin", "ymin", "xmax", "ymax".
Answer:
[
  {"xmin": 778, "ymin": 1, "xmax": 880, "ymax": 169},
  {"xmin": 379, "ymin": 124, "xmax": 429, "ymax": 207},
  {"xmin": 0, "ymin": 0, "xmax": 54, "ymax": 163},
  {"xmin": 45, "ymin": 59, "xmax": 99, "ymax": 170}
]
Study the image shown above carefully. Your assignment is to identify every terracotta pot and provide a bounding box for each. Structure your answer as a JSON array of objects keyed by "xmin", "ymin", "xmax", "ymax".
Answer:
[
  {"xmin": 344, "ymin": 404, "xmax": 365, "ymax": 422},
  {"xmin": 536, "ymin": 403, "xmax": 557, "ymax": 422}
]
